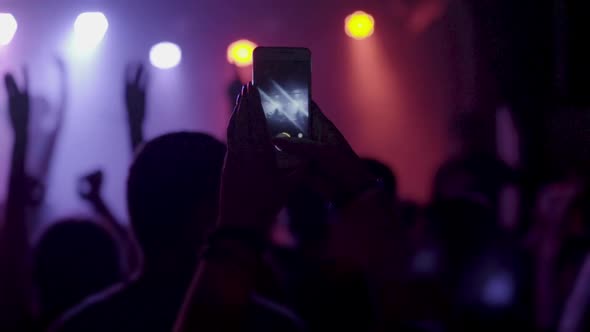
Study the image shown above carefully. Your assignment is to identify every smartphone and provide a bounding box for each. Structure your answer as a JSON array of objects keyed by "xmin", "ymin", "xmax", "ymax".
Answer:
[{"xmin": 253, "ymin": 47, "xmax": 311, "ymax": 167}]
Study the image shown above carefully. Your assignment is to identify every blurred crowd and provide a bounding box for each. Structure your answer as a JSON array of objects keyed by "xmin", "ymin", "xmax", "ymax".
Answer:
[{"xmin": 0, "ymin": 59, "xmax": 589, "ymax": 332}]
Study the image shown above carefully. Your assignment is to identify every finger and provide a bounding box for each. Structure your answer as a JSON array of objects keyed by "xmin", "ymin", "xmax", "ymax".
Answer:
[
  {"xmin": 134, "ymin": 64, "xmax": 144, "ymax": 86},
  {"xmin": 310, "ymin": 101, "xmax": 331, "ymax": 142},
  {"xmin": 54, "ymin": 56, "xmax": 65, "ymax": 71},
  {"xmin": 310, "ymin": 101, "xmax": 348, "ymax": 145},
  {"xmin": 227, "ymin": 109, "xmax": 238, "ymax": 145},
  {"xmin": 248, "ymin": 82, "xmax": 272, "ymax": 145},
  {"xmin": 227, "ymin": 92, "xmax": 242, "ymax": 144},
  {"xmin": 4, "ymin": 73, "xmax": 18, "ymax": 96},
  {"xmin": 95, "ymin": 170, "xmax": 104, "ymax": 186},
  {"xmin": 22, "ymin": 66, "xmax": 29, "ymax": 93},
  {"xmin": 228, "ymin": 85, "xmax": 249, "ymax": 146},
  {"xmin": 234, "ymin": 90, "xmax": 241, "ymax": 106},
  {"xmin": 248, "ymin": 82, "xmax": 267, "ymax": 125},
  {"xmin": 138, "ymin": 65, "xmax": 149, "ymax": 90},
  {"xmin": 239, "ymin": 83, "xmax": 255, "ymax": 140},
  {"xmin": 125, "ymin": 64, "xmax": 133, "ymax": 83},
  {"xmin": 125, "ymin": 63, "xmax": 140, "ymax": 84}
]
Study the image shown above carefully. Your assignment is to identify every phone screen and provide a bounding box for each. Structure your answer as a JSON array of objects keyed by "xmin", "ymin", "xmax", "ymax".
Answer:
[{"xmin": 254, "ymin": 51, "xmax": 310, "ymax": 139}]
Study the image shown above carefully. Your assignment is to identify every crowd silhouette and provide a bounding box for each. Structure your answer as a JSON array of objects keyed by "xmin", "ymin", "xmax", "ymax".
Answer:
[{"xmin": 1, "ymin": 55, "xmax": 589, "ymax": 332}]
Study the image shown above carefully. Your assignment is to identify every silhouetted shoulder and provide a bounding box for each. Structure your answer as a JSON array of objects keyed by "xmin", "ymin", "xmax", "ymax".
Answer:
[{"xmin": 49, "ymin": 281, "xmax": 132, "ymax": 332}]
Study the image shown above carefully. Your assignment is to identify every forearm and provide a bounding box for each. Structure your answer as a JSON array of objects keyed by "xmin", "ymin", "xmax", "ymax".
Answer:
[
  {"xmin": 3, "ymin": 135, "xmax": 29, "ymax": 256},
  {"xmin": 93, "ymin": 198, "xmax": 141, "ymax": 276},
  {"xmin": 175, "ymin": 237, "xmax": 261, "ymax": 332},
  {"xmin": 129, "ymin": 121, "xmax": 144, "ymax": 153},
  {"xmin": 5, "ymin": 135, "xmax": 28, "ymax": 220},
  {"xmin": 0, "ymin": 135, "xmax": 33, "ymax": 327}
]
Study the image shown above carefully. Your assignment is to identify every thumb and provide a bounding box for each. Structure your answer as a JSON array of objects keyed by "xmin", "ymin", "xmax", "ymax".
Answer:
[
  {"xmin": 4, "ymin": 73, "xmax": 18, "ymax": 96},
  {"xmin": 272, "ymin": 137, "xmax": 325, "ymax": 159}
]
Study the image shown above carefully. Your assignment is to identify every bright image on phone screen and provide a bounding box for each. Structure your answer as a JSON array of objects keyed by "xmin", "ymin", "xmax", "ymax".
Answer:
[{"xmin": 256, "ymin": 61, "xmax": 309, "ymax": 139}]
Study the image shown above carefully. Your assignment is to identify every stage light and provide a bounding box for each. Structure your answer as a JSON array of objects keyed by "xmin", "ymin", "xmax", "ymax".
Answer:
[
  {"xmin": 73, "ymin": 12, "xmax": 109, "ymax": 51},
  {"xmin": 227, "ymin": 39, "xmax": 257, "ymax": 67},
  {"xmin": 0, "ymin": 13, "xmax": 18, "ymax": 46},
  {"xmin": 150, "ymin": 42, "xmax": 182, "ymax": 69},
  {"xmin": 345, "ymin": 11, "xmax": 375, "ymax": 40}
]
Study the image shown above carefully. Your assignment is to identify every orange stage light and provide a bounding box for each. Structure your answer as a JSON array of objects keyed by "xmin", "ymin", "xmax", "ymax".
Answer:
[{"xmin": 227, "ymin": 39, "xmax": 257, "ymax": 67}]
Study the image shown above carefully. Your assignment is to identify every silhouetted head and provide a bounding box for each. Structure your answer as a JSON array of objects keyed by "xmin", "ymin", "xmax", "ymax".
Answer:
[
  {"xmin": 363, "ymin": 158, "xmax": 397, "ymax": 198},
  {"xmin": 127, "ymin": 132, "xmax": 226, "ymax": 266},
  {"xmin": 34, "ymin": 218, "xmax": 121, "ymax": 325},
  {"xmin": 432, "ymin": 154, "xmax": 514, "ymax": 208},
  {"xmin": 285, "ymin": 185, "xmax": 329, "ymax": 251},
  {"xmin": 430, "ymin": 198, "xmax": 498, "ymax": 252}
]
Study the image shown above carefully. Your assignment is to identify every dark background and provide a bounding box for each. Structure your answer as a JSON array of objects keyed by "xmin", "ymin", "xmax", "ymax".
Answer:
[{"xmin": 1, "ymin": 0, "xmax": 588, "ymax": 226}]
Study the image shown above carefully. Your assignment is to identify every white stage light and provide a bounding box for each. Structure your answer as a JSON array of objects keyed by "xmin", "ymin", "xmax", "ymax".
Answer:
[
  {"xmin": 73, "ymin": 12, "xmax": 109, "ymax": 51},
  {"xmin": 149, "ymin": 42, "xmax": 182, "ymax": 69},
  {"xmin": 0, "ymin": 13, "xmax": 18, "ymax": 46}
]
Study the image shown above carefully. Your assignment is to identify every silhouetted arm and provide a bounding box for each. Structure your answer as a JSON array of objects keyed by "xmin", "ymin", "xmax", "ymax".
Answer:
[
  {"xmin": 176, "ymin": 83, "xmax": 289, "ymax": 332},
  {"xmin": 0, "ymin": 72, "xmax": 34, "ymax": 330},
  {"xmin": 125, "ymin": 64, "xmax": 147, "ymax": 152},
  {"xmin": 174, "ymin": 233, "xmax": 264, "ymax": 332},
  {"xmin": 42, "ymin": 57, "xmax": 67, "ymax": 176},
  {"xmin": 79, "ymin": 170, "xmax": 141, "ymax": 277}
]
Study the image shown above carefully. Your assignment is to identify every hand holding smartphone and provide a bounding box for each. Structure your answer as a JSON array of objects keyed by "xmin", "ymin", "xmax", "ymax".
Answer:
[{"xmin": 253, "ymin": 47, "xmax": 311, "ymax": 168}]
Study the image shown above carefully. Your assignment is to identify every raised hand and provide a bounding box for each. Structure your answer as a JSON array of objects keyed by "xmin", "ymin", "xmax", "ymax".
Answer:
[
  {"xmin": 273, "ymin": 102, "xmax": 375, "ymax": 204},
  {"xmin": 125, "ymin": 64, "xmax": 147, "ymax": 152},
  {"xmin": 78, "ymin": 170, "xmax": 104, "ymax": 206},
  {"xmin": 1, "ymin": 70, "xmax": 33, "ymax": 330},
  {"xmin": 78, "ymin": 169, "xmax": 140, "ymax": 276},
  {"xmin": 218, "ymin": 82, "xmax": 296, "ymax": 233},
  {"xmin": 55, "ymin": 56, "xmax": 67, "ymax": 127},
  {"xmin": 175, "ymin": 83, "xmax": 297, "ymax": 332},
  {"xmin": 5, "ymin": 71, "xmax": 30, "ymax": 139},
  {"xmin": 28, "ymin": 57, "xmax": 68, "ymax": 183}
]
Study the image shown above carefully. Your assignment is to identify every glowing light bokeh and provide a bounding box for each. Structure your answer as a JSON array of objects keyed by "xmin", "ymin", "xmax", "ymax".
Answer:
[
  {"xmin": 345, "ymin": 11, "xmax": 375, "ymax": 40},
  {"xmin": 227, "ymin": 39, "xmax": 257, "ymax": 67},
  {"xmin": 73, "ymin": 12, "xmax": 109, "ymax": 52},
  {"xmin": 150, "ymin": 42, "xmax": 182, "ymax": 69},
  {"xmin": 0, "ymin": 13, "xmax": 18, "ymax": 46}
]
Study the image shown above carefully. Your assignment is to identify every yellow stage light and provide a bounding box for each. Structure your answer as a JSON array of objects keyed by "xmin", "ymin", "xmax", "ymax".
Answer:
[
  {"xmin": 227, "ymin": 39, "xmax": 257, "ymax": 67},
  {"xmin": 345, "ymin": 11, "xmax": 375, "ymax": 40}
]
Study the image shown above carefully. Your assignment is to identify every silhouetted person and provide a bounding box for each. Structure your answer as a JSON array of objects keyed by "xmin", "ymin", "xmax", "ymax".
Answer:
[
  {"xmin": 432, "ymin": 154, "xmax": 514, "ymax": 209},
  {"xmin": 53, "ymin": 132, "xmax": 226, "ymax": 332},
  {"xmin": 175, "ymin": 84, "xmax": 403, "ymax": 332},
  {"xmin": 34, "ymin": 219, "xmax": 122, "ymax": 328}
]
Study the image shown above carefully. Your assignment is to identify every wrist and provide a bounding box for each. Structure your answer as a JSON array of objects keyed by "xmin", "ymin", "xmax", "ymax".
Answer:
[
  {"xmin": 13, "ymin": 132, "xmax": 28, "ymax": 146},
  {"xmin": 129, "ymin": 122, "xmax": 143, "ymax": 135}
]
